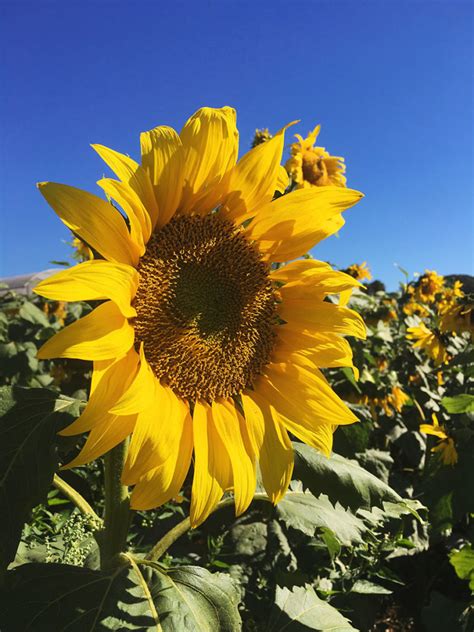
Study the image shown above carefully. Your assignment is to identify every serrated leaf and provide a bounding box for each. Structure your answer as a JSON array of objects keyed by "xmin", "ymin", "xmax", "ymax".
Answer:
[
  {"xmin": 0, "ymin": 560, "xmax": 242, "ymax": 631},
  {"xmin": 269, "ymin": 584, "xmax": 358, "ymax": 631},
  {"xmin": 441, "ymin": 394, "xmax": 474, "ymax": 414},
  {"xmin": 276, "ymin": 491, "xmax": 366, "ymax": 545},
  {"xmin": 0, "ymin": 386, "xmax": 80, "ymax": 574},
  {"xmin": 293, "ymin": 443, "xmax": 400, "ymax": 511}
]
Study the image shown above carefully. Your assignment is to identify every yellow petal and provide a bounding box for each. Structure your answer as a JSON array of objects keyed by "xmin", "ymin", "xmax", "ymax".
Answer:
[
  {"xmin": 257, "ymin": 362, "xmax": 357, "ymax": 429},
  {"xmin": 38, "ymin": 182, "xmax": 140, "ymax": 266},
  {"xmin": 222, "ymin": 121, "xmax": 298, "ymax": 224},
  {"xmin": 273, "ymin": 328, "xmax": 354, "ymax": 369},
  {"xmin": 211, "ymin": 399, "xmax": 256, "ymax": 516},
  {"xmin": 97, "ymin": 178, "xmax": 151, "ymax": 249},
  {"xmin": 420, "ymin": 424, "xmax": 448, "ymax": 440},
  {"xmin": 279, "ymin": 298, "xmax": 367, "ymax": 340},
  {"xmin": 275, "ymin": 261, "xmax": 362, "ymax": 296},
  {"xmin": 60, "ymin": 348, "xmax": 139, "ymax": 436},
  {"xmin": 37, "ymin": 301, "xmax": 134, "ymax": 360},
  {"xmin": 62, "ymin": 414, "xmax": 136, "ymax": 469},
  {"xmin": 246, "ymin": 187, "xmax": 363, "ymax": 262},
  {"xmin": 275, "ymin": 165, "xmax": 290, "ymax": 194},
  {"xmin": 179, "ymin": 106, "xmax": 239, "ymax": 215},
  {"xmin": 271, "ymin": 259, "xmax": 333, "ymax": 283},
  {"xmin": 190, "ymin": 400, "xmax": 232, "ymax": 527},
  {"xmin": 92, "ymin": 144, "xmax": 159, "ymax": 227},
  {"xmin": 140, "ymin": 125, "xmax": 184, "ymax": 227},
  {"xmin": 242, "ymin": 391, "xmax": 293, "ymax": 504},
  {"xmin": 34, "ymin": 260, "xmax": 139, "ymax": 318},
  {"xmin": 125, "ymin": 383, "xmax": 192, "ymax": 485},
  {"xmin": 129, "ymin": 413, "xmax": 193, "ymax": 509},
  {"xmin": 109, "ymin": 345, "xmax": 157, "ymax": 416}
]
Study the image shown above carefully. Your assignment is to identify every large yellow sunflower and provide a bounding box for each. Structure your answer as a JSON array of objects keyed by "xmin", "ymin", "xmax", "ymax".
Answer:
[{"xmin": 34, "ymin": 107, "xmax": 365, "ymax": 527}]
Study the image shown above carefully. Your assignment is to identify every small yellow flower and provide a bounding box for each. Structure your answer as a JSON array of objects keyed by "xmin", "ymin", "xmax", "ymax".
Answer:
[
  {"xmin": 347, "ymin": 262, "xmax": 372, "ymax": 282},
  {"xmin": 403, "ymin": 299, "xmax": 430, "ymax": 318},
  {"xmin": 72, "ymin": 237, "xmax": 94, "ymax": 261},
  {"xmin": 285, "ymin": 125, "xmax": 346, "ymax": 188},
  {"xmin": 414, "ymin": 270, "xmax": 444, "ymax": 304},
  {"xmin": 388, "ymin": 386, "xmax": 410, "ymax": 413},
  {"xmin": 407, "ymin": 323, "xmax": 449, "ymax": 365},
  {"xmin": 420, "ymin": 414, "xmax": 457, "ymax": 465}
]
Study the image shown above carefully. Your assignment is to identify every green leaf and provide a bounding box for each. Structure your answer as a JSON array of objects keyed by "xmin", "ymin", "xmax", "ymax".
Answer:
[
  {"xmin": 441, "ymin": 394, "xmax": 474, "ymax": 414},
  {"xmin": 18, "ymin": 302, "xmax": 50, "ymax": 327},
  {"xmin": 276, "ymin": 490, "xmax": 366, "ymax": 545},
  {"xmin": 292, "ymin": 443, "xmax": 401, "ymax": 511},
  {"xmin": 351, "ymin": 580, "xmax": 392, "ymax": 594},
  {"xmin": 449, "ymin": 544, "xmax": 474, "ymax": 590},
  {"xmin": 0, "ymin": 560, "xmax": 242, "ymax": 631},
  {"xmin": 0, "ymin": 386, "xmax": 80, "ymax": 574},
  {"xmin": 269, "ymin": 584, "xmax": 358, "ymax": 631}
]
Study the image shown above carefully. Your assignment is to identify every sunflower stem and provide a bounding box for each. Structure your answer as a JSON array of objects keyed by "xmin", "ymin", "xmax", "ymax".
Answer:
[
  {"xmin": 145, "ymin": 493, "xmax": 271, "ymax": 562},
  {"xmin": 100, "ymin": 438, "xmax": 131, "ymax": 570}
]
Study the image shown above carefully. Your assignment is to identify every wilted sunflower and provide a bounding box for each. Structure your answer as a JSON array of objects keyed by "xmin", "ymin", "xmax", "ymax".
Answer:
[
  {"xmin": 285, "ymin": 125, "xmax": 347, "ymax": 189},
  {"xmin": 35, "ymin": 107, "xmax": 364, "ymax": 526}
]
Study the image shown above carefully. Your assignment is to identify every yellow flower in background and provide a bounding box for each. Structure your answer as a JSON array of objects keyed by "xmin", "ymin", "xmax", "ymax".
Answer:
[
  {"xmin": 72, "ymin": 236, "xmax": 94, "ymax": 262},
  {"xmin": 347, "ymin": 262, "xmax": 372, "ymax": 282},
  {"xmin": 407, "ymin": 322, "xmax": 449, "ymax": 365},
  {"xmin": 420, "ymin": 414, "xmax": 458, "ymax": 466},
  {"xmin": 403, "ymin": 298, "xmax": 430, "ymax": 318},
  {"xmin": 388, "ymin": 386, "xmax": 410, "ymax": 413},
  {"xmin": 439, "ymin": 301, "xmax": 473, "ymax": 337},
  {"xmin": 414, "ymin": 270, "xmax": 444, "ymax": 304},
  {"xmin": 34, "ymin": 107, "xmax": 365, "ymax": 527},
  {"xmin": 438, "ymin": 280, "xmax": 464, "ymax": 310},
  {"xmin": 285, "ymin": 125, "xmax": 347, "ymax": 189}
]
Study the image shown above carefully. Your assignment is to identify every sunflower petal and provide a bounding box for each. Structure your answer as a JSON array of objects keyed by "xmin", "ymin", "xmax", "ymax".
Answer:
[
  {"xmin": 129, "ymin": 413, "xmax": 193, "ymax": 509},
  {"xmin": 190, "ymin": 400, "xmax": 232, "ymax": 527},
  {"xmin": 38, "ymin": 182, "xmax": 140, "ymax": 266},
  {"xmin": 274, "ymin": 328, "xmax": 354, "ymax": 369},
  {"xmin": 109, "ymin": 345, "xmax": 157, "ymax": 416},
  {"xmin": 97, "ymin": 177, "xmax": 151, "ymax": 248},
  {"xmin": 37, "ymin": 301, "xmax": 134, "ymax": 360},
  {"xmin": 62, "ymin": 414, "xmax": 136, "ymax": 469},
  {"xmin": 211, "ymin": 399, "xmax": 256, "ymax": 516},
  {"xmin": 92, "ymin": 144, "xmax": 159, "ymax": 227},
  {"xmin": 222, "ymin": 121, "xmax": 298, "ymax": 223},
  {"xmin": 60, "ymin": 349, "xmax": 139, "ymax": 436},
  {"xmin": 140, "ymin": 125, "xmax": 184, "ymax": 227},
  {"xmin": 179, "ymin": 106, "xmax": 238, "ymax": 215},
  {"xmin": 247, "ymin": 187, "xmax": 363, "ymax": 261},
  {"xmin": 279, "ymin": 298, "xmax": 367, "ymax": 340},
  {"xmin": 242, "ymin": 391, "xmax": 293, "ymax": 504},
  {"xmin": 34, "ymin": 260, "xmax": 139, "ymax": 318},
  {"xmin": 125, "ymin": 383, "xmax": 192, "ymax": 485}
]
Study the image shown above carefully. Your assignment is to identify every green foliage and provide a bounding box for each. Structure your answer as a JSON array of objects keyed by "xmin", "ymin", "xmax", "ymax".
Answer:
[
  {"xmin": 450, "ymin": 545, "xmax": 474, "ymax": 591},
  {"xmin": 442, "ymin": 394, "xmax": 474, "ymax": 414}
]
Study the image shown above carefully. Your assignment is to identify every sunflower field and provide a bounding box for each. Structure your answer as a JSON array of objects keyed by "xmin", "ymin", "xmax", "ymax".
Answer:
[{"xmin": 0, "ymin": 115, "xmax": 473, "ymax": 632}]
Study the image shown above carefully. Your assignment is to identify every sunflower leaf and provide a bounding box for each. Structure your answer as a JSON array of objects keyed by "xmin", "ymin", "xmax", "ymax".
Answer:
[
  {"xmin": 0, "ymin": 386, "xmax": 80, "ymax": 575},
  {"xmin": 269, "ymin": 584, "xmax": 358, "ymax": 631},
  {"xmin": 292, "ymin": 442, "xmax": 401, "ymax": 510},
  {"xmin": 0, "ymin": 560, "xmax": 242, "ymax": 631},
  {"xmin": 276, "ymin": 491, "xmax": 366, "ymax": 545}
]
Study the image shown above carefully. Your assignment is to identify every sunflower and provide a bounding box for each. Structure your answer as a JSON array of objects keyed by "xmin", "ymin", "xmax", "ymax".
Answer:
[
  {"xmin": 420, "ymin": 414, "xmax": 458, "ymax": 466},
  {"xmin": 439, "ymin": 301, "xmax": 473, "ymax": 337},
  {"xmin": 414, "ymin": 270, "xmax": 444, "ymax": 304},
  {"xmin": 285, "ymin": 125, "xmax": 347, "ymax": 189},
  {"xmin": 346, "ymin": 262, "xmax": 372, "ymax": 282},
  {"xmin": 407, "ymin": 323, "xmax": 449, "ymax": 365},
  {"xmin": 34, "ymin": 107, "xmax": 364, "ymax": 527}
]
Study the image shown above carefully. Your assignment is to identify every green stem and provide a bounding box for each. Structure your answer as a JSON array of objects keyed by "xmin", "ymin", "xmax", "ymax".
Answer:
[
  {"xmin": 145, "ymin": 492, "xmax": 271, "ymax": 562},
  {"xmin": 53, "ymin": 474, "xmax": 101, "ymax": 523},
  {"xmin": 100, "ymin": 438, "xmax": 131, "ymax": 570}
]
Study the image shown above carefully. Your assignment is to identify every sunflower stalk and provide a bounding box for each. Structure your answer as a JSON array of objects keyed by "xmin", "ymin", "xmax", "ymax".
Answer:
[
  {"xmin": 145, "ymin": 493, "xmax": 272, "ymax": 562},
  {"xmin": 100, "ymin": 438, "xmax": 131, "ymax": 570}
]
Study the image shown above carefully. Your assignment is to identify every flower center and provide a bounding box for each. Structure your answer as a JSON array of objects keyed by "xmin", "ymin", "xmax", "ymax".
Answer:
[
  {"xmin": 302, "ymin": 151, "xmax": 328, "ymax": 185},
  {"xmin": 134, "ymin": 214, "xmax": 277, "ymax": 401}
]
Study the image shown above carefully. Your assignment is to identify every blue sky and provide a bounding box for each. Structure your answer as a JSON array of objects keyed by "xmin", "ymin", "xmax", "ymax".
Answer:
[{"xmin": 1, "ymin": 0, "xmax": 472, "ymax": 289}]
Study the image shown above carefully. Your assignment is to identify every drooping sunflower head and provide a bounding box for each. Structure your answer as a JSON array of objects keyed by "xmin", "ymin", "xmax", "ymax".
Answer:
[
  {"xmin": 285, "ymin": 124, "xmax": 347, "ymax": 189},
  {"xmin": 34, "ymin": 106, "xmax": 365, "ymax": 526}
]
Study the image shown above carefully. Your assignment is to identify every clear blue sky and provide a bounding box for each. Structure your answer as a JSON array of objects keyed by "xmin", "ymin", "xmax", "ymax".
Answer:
[{"xmin": 1, "ymin": 0, "xmax": 472, "ymax": 289}]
